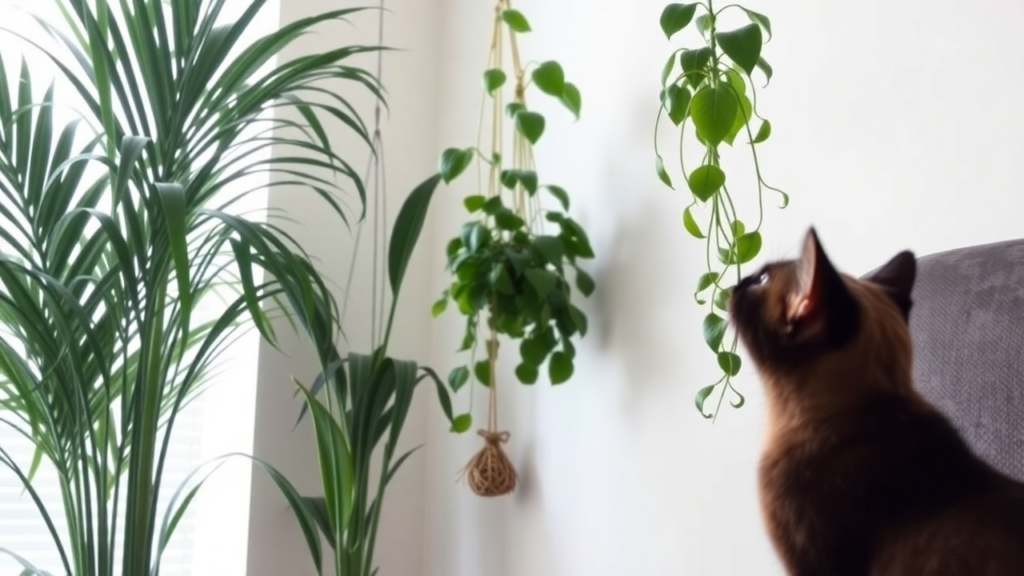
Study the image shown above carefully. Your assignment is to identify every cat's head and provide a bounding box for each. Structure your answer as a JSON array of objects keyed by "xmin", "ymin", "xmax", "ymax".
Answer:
[{"xmin": 728, "ymin": 228, "xmax": 917, "ymax": 393}]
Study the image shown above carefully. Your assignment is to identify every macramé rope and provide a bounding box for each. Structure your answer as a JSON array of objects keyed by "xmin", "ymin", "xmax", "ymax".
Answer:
[{"xmin": 461, "ymin": 301, "xmax": 518, "ymax": 497}]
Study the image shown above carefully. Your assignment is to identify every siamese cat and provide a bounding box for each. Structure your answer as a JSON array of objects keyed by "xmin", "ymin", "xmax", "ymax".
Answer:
[{"xmin": 728, "ymin": 228, "xmax": 1024, "ymax": 576}]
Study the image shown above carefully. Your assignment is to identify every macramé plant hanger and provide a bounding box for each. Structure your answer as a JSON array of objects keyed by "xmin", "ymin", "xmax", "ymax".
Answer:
[{"xmin": 436, "ymin": 0, "xmax": 596, "ymax": 497}]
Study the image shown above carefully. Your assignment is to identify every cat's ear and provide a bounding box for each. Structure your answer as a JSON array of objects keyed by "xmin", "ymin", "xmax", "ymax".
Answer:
[
  {"xmin": 863, "ymin": 250, "xmax": 916, "ymax": 320},
  {"xmin": 786, "ymin": 228, "xmax": 857, "ymax": 341}
]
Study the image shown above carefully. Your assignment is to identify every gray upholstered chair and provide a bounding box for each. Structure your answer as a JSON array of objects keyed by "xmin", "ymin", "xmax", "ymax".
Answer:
[{"xmin": 902, "ymin": 239, "xmax": 1024, "ymax": 481}]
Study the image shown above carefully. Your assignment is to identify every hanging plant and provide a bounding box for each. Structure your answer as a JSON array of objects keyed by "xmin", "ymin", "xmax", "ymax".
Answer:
[
  {"xmin": 654, "ymin": 2, "xmax": 789, "ymax": 420},
  {"xmin": 434, "ymin": 0, "xmax": 595, "ymax": 494}
]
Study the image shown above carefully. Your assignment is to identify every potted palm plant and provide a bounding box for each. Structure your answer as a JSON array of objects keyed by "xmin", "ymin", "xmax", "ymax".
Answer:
[{"xmin": 0, "ymin": 1, "xmax": 382, "ymax": 574}]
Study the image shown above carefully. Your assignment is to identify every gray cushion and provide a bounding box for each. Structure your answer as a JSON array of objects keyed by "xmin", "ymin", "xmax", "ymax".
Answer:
[{"xmin": 907, "ymin": 239, "xmax": 1024, "ymax": 481}]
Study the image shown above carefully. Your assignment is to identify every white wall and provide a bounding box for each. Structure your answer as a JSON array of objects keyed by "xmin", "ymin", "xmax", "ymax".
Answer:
[
  {"xmin": 422, "ymin": 1, "xmax": 1024, "ymax": 576},
  {"xmin": 247, "ymin": 0, "xmax": 1024, "ymax": 575},
  {"xmin": 245, "ymin": 1, "xmax": 441, "ymax": 575}
]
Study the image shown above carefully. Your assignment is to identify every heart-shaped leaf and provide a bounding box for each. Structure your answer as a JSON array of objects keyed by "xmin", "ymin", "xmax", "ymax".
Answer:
[
  {"xmin": 515, "ymin": 111, "xmax": 546, "ymax": 144},
  {"xmin": 545, "ymin": 184, "xmax": 570, "ymax": 210},
  {"xmin": 756, "ymin": 56, "xmax": 773, "ymax": 85},
  {"xmin": 655, "ymin": 155, "xmax": 673, "ymax": 188},
  {"xmin": 451, "ymin": 413, "xmax": 473, "ymax": 433},
  {"xmin": 448, "ymin": 365, "xmax": 470, "ymax": 392},
  {"xmin": 743, "ymin": 8, "xmax": 773, "ymax": 41},
  {"xmin": 717, "ymin": 351, "xmax": 742, "ymax": 376},
  {"xmin": 682, "ymin": 205, "xmax": 705, "ymax": 238},
  {"xmin": 752, "ymin": 119, "xmax": 772, "ymax": 144},
  {"xmin": 660, "ymin": 3, "xmax": 698, "ymax": 39},
  {"xmin": 501, "ymin": 9, "xmax": 531, "ymax": 32},
  {"xmin": 690, "ymin": 86, "xmax": 738, "ymax": 146},
  {"xmin": 695, "ymin": 384, "xmax": 716, "ymax": 418},
  {"xmin": 688, "ymin": 165, "xmax": 726, "ymax": 201},
  {"xmin": 735, "ymin": 231, "xmax": 762, "ymax": 264},
  {"xmin": 533, "ymin": 61, "xmax": 565, "ymax": 96},
  {"xmin": 516, "ymin": 363, "xmax": 540, "ymax": 384},
  {"xmin": 561, "ymin": 82, "xmax": 582, "ymax": 119},
  {"xmin": 549, "ymin": 351, "xmax": 574, "ymax": 384},
  {"xmin": 715, "ymin": 24, "xmax": 763, "ymax": 76},
  {"xmin": 664, "ymin": 84, "xmax": 691, "ymax": 126},
  {"xmin": 703, "ymin": 312, "xmax": 727, "ymax": 352},
  {"xmin": 439, "ymin": 147, "xmax": 474, "ymax": 183},
  {"xmin": 680, "ymin": 47, "xmax": 712, "ymax": 87},
  {"xmin": 575, "ymin": 268, "xmax": 595, "ymax": 297},
  {"xmin": 464, "ymin": 195, "xmax": 486, "ymax": 212},
  {"xmin": 483, "ymin": 68, "xmax": 507, "ymax": 94},
  {"xmin": 474, "ymin": 360, "xmax": 491, "ymax": 386}
]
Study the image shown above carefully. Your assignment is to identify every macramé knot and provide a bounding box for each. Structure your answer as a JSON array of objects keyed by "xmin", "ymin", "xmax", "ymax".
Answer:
[{"xmin": 461, "ymin": 428, "xmax": 518, "ymax": 497}]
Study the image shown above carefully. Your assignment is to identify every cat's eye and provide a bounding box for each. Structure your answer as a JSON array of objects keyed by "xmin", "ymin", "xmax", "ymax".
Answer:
[{"xmin": 757, "ymin": 271, "xmax": 770, "ymax": 286}]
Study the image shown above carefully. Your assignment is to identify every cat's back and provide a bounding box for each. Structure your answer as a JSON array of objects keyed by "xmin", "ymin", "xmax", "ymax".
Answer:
[{"xmin": 760, "ymin": 392, "xmax": 1024, "ymax": 576}]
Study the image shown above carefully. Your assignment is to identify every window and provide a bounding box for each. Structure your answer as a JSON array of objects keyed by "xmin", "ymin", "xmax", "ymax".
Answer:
[{"xmin": 0, "ymin": 2, "xmax": 278, "ymax": 574}]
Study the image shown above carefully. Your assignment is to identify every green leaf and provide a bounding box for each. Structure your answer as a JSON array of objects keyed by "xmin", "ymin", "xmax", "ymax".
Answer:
[
  {"xmin": 664, "ymin": 84, "xmax": 692, "ymax": 126},
  {"xmin": 714, "ymin": 287, "xmax": 732, "ymax": 311},
  {"xmin": 680, "ymin": 47, "xmax": 713, "ymax": 87},
  {"xmin": 521, "ymin": 336, "xmax": 548, "ymax": 366},
  {"xmin": 545, "ymin": 185, "xmax": 570, "ymax": 210},
  {"xmin": 568, "ymin": 305, "xmax": 588, "ymax": 336},
  {"xmin": 451, "ymin": 413, "xmax": 473, "ymax": 433},
  {"xmin": 549, "ymin": 351, "xmax": 574, "ymax": 384},
  {"xmin": 575, "ymin": 268, "xmax": 596, "ymax": 297},
  {"xmin": 655, "ymin": 155, "xmax": 673, "ymax": 188},
  {"xmin": 661, "ymin": 51, "xmax": 680, "ymax": 86},
  {"xmin": 516, "ymin": 363, "xmax": 540, "ymax": 384},
  {"xmin": 474, "ymin": 360, "xmax": 491, "ymax": 386},
  {"xmin": 390, "ymin": 174, "xmax": 442, "ymax": 295},
  {"xmin": 682, "ymin": 205, "xmax": 705, "ymax": 238},
  {"xmin": 752, "ymin": 119, "xmax": 772, "ymax": 144},
  {"xmin": 483, "ymin": 68, "xmax": 507, "ymax": 94},
  {"xmin": 695, "ymin": 13, "xmax": 714, "ymax": 37},
  {"xmin": 532, "ymin": 61, "xmax": 565, "ymax": 96},
  {"xmin": 703, "ymin": 313, "xmax": 728, "ymax": 352},
  {"xmin": 519, "ymin": 171, "xmax": 539, "ymax": 194},
  {"xmin": 695, "ymin": 384, "xmax": 717, "ymax": 418},
  {"xmin": 731, "ymin": 220, "xmax": 746, "ymax": 237},
  {"xmin": 515, "ymin": 111, "xmax": 546, "ymax": 144},
  {"xmin": 431, "ymin": 293, "xmax": 448, "ymax": 317},
  {"xmin": 439, "ymin": 147, "xmax": 474, "ymax": 184},
  {"xmin": 715, "ymin": 24, "xmax": 763, "ymax": 76},
  {"xmin": 561, "ymin": 82, "xmax": 582, "ymax": 119},
  {"xmin": 695, "ymin": 272, "xmax": 719, "ymax": 301},
  {"xmin": 735, "ymin": 231, "xmax": 762, "ymax": 264},
  {"xmin": 524, "ymin": 268, "xmax": 558, "ymax": 299},
  {"xmin": 756, "ymin": 56, "xmax": 774, "ymax": 85},
  {"xmin": 501, "ymin": 9, "xmax": 532, "ymax": 32},
  {"xmin": 743, "ymin": 8, "xmax": 773, "ymax": 41},
  {"xmin": 723, "ymin": 92, "xmax": 753, "ymax": 146},
  {"xmin": 506, "ymin": 102, "xmax": 526, "ymax": 117},
  {"xmin": 690, "ymin": 86, "xmax": 738, "ymax": 146},
  {"xmin": 464, "ymin": 194, "xmax": 487, "ymax": 212},
  {"xmin": 533, "ymin": 235, "xmax": 564, "ymax": 265},
  {"xmin": 448, "ymin": 365, "xmax": 470, "ymax": 392},
  {"xmin": 660, "ymin": 3, "xmax": 698, "ymax": 39},
  {"xmin": 494, "ymin": 208, "xmax": 526, "ymax": 231},
  {"xmin": 687, "ymin": 165, "xmax": 726, "ymax": 202},
  {"xmin": 717, "ymin": 351, "xmax": 742, "ymax": 376}
]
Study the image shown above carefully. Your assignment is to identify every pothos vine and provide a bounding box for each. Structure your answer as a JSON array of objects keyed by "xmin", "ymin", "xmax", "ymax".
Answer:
[
  {"xmin": 435, "ymin": 0, "xmax": 595, "ymax": 435},
  {"xmin": 654, "ymin": 2, "xmax": 788, "ymax": 419}
]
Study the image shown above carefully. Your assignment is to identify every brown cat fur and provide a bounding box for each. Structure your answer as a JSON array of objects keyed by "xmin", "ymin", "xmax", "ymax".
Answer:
[{"xmin": 728, "ymin": 228, "xmax": 1024, "ymax": 576}]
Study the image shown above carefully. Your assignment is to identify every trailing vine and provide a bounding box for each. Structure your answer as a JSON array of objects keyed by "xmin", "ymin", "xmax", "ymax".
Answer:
[
  {"xmin": 654, "ymin": 2, "xmax": 788, "ymax": 419},
  {"xmin": 435, "ymin": 0, "xmax": 595, "ymax": 434}
]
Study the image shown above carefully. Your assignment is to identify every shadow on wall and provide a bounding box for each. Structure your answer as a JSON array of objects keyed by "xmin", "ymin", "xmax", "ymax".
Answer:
[{"xmin": 589, "ymin": 98, "xmax": 690, "ymax": 415}]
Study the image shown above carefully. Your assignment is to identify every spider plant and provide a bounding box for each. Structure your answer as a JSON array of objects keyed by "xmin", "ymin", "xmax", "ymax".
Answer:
[{"xmin": 0, "ymin": 1, "xmax": 381, "ymax": 575}]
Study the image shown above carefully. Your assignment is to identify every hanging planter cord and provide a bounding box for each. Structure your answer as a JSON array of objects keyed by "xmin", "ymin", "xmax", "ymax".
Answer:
[{"xmin": 461, "ymin": 303, "xmax": 518, "ymax": 497}]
